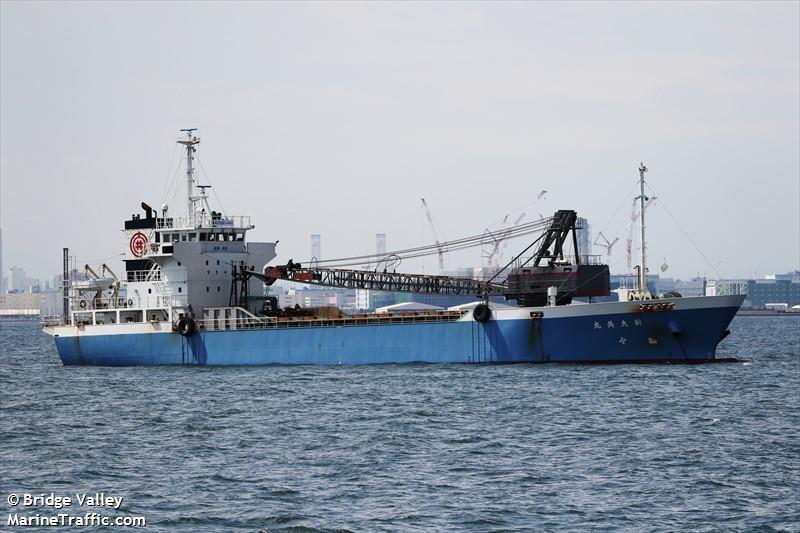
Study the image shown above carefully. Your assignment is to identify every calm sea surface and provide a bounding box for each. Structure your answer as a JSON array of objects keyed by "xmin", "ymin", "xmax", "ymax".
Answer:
[{"xmin": 1, "ymin": 316, "xmax": 798, "ymax": 532}]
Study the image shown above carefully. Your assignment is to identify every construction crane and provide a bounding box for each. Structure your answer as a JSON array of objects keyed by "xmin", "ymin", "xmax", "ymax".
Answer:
[
  {"xmin": 481, "ymin": 190, "xmax": 547, "ymax": 275},
  {"xmin": 593, "ymin": 231, "xmax": 619, "ymax": 256},
  {"xmin": 420, "ymin": 198, "xmax": 445, "ymax": 271}
]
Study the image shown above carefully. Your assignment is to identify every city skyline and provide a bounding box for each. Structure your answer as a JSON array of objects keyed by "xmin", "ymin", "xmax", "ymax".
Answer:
[{"xmin": 2, "ymin": 2, "xmax": 798, "ymax": 282}]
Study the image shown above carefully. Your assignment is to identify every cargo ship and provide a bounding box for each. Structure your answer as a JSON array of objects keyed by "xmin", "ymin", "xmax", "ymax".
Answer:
[{"xmin": 42, "ymin": 130, "xmax": 744, "ymax": 365}]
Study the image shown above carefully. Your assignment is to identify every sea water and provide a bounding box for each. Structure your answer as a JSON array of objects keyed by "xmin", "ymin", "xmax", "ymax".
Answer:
[{"xmin": 1, "ymin": 316, "xmax": 798, "ymax": 531}]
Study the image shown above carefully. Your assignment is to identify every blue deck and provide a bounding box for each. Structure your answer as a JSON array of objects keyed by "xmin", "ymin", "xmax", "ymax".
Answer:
[{"xmin": 53, "ymin": 305, "xmax": 740, "ymax": 366}]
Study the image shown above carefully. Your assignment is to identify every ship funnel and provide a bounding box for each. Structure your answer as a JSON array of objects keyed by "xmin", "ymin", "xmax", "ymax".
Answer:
[{"xmin": 141, "ymin": 202, "xmax": 154, "ymax": 219}]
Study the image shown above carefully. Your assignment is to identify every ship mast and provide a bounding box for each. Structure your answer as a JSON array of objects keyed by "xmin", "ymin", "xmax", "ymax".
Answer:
[
  {"xmin": 637, "ymin": 162, "xmax": 648, "ymax": 293},
  {"xmin": 177, "ymin": 128, "xmax": 200, "ymax": 221}
]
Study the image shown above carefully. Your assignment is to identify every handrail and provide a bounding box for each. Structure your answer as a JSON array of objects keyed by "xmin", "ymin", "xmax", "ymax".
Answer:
[
  {"xmin": 70, "ymin": 295, "xmax": 181, "ymax": 311},
  {"xmin": 127, "ymin": 269, "xmax": 162, "ymax": 282},
  {"xmin": 156, "ymin": 214, "xmax": 251, "ymax": 230},
  {"xmin": 41, "ymin": 315, "xmax": 64, "ymax": 326},
  {"xmin": 513, "ymin": 254, "xmax": 604, "ymax": 268},
  {"xmin": 197, "ymin": 310, "xmax": 467, "ymax": 331}
]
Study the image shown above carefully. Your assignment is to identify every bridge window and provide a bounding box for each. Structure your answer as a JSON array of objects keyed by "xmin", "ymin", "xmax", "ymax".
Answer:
[
  {"xmin": 188, "ymin": 233, "xmax": 197, "ymax": 241},
  {"xmin": 200, "ymin": 233, "xmax": 208, "ymax": 241},
  {"xmin": 178, "ymin": 287, "xmax": 182, "ymax": 293},
  {"xmin": 181, "ymin": 234, "xmax": 187, "ymax": 242},
  {"xmin": 235, "ymin": 233, "xmax": 244, "ymax": 241}
]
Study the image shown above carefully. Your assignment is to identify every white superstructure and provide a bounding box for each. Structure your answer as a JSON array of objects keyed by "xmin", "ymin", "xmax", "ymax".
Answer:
[{"xmin": 47, "ymin": 130, "xmax": 276, "ymax": 330}]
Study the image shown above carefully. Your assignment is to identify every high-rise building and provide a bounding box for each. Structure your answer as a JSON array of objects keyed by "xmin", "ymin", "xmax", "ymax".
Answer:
[
  {"xmin": 310, "ymin": 234, "xmax": 321, "ymax": 261},
  {"xmin": 376, "ymin": 233, "xmax": 386, "ymax": 256},
  {"xmin": 576, "ymin": 217, "xmax": 592, "ymax": 258},
  {"xmin": 7, "ymin": 266, "xmax": 27, "ymax": 293}
]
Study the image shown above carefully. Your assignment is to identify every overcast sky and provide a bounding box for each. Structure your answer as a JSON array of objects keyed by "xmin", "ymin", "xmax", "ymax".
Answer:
[{"xmin": 1, "ymin": 1, "xmax": 798, "ymax": 282}]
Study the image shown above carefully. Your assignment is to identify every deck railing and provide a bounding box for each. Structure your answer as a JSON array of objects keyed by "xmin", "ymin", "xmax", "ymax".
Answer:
[
  {"xmin": 41, "ymin": 315, "xmax": 64, "ymax": 326},
  {"xmin": 513, "ymin": 254, "xmax": 604, "ymax": 268},
  {"xmin": 71, "ymin": 295, "xmax": 183, "ymax": 311},
  {"xmin": 197, "ymin": 310, "xmax": 467, "ymax": 332},
  {"xmin": 127, "ymin": 269, "xmax": 162, "ymax": 282},
  {"xmin": 156, "ymin": 214, "xmax": 251, "ymax": 230}
]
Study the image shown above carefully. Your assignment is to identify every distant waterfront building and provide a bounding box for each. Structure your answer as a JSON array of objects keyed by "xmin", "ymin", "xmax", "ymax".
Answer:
[
  {"xmin": 705, "ymin": 279, "xmax": 748, "ymax": 297},
  {"xmin": 355, "ymin": 289, "xmax": 396, "ymax": 311},
  {"xmin": 6, "ymin": 266, "xmax": 27, "ymax": 293},
  {"xmin": 0, "ymin": 291, "xmax": 61, "ymax": 318},
  {"xmin": 746, "ymin": 278, "xmax": 800, "ymax": 309},
  {"xmin": 28, "ymin": 279, "xmax": 41, "ymax": 293},
  {"xmin": 310, "ymin": 234, "xmax": 321, "ymax": 261},
  {"xmin": 280, "ymin": 287, "xmax": 355, "ymax": 310},
  {"xmin": 376, "ymin": 234, "xmax": 386, "ymax": 256},
  {"xmin": 672, "ymin": 278, "xmax": 707, "ymax": 297},
  {"xmin": 609, "ymin": 273, "xmax": 659, "ymax": 294},
  {"xmin": 576, "ymin": 216, "xmax": 592, "ymax": 257}
]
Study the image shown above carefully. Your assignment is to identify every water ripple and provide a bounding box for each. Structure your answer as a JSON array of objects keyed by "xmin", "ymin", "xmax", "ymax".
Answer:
[{"xmin": 0, "ymin": 316, "xmax": 798, "ymax": 531}]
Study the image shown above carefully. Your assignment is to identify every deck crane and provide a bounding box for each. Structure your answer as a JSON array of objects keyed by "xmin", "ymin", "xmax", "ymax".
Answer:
[
  {"xmin": 247, "ymin": 210, "xmax": 611, "ymax": 308},
  {"xmin": 420, "ymin": 198, "xmax": 445, "ymax": 271}
]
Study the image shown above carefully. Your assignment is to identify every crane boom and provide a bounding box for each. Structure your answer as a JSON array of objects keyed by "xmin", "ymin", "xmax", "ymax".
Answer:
[
  {"xmin": 245, "ymin": 209, "xmax": 611, "ymax": 308},
  {"xmin": 251, "ymin": 263, "xmax": 503, "ymax": 297}
]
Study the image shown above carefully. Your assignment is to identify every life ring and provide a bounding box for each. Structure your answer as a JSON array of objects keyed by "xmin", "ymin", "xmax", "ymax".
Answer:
[
  {"xmin": 177, "ymin": 317, "xmax": 196, "ymax": 337},
  {"xmin": 473, "ymin": 303, "xmax": 492, "ymax": 323},
  {"xmin": 127, "ymin": 299, "xmax": 134, "ymax": 307},
  {"xmin": 79, "ymin": 300, "xmax": 87, "ymax": 309}
]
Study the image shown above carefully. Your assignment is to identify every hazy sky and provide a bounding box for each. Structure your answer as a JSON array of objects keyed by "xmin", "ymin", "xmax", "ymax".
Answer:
[{"xmin": 2, "ymin": 1, "xmax": 798, "ymax": 282}]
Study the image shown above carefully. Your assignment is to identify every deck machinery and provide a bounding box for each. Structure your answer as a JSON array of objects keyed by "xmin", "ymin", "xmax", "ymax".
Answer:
[{"xmin": 252, "ymin": 210, "xmax": 611, "ymax": 309}]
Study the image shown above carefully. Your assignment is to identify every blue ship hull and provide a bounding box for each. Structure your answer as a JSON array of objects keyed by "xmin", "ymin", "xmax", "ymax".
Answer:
[{"xmin": 52, "ymin": 300, "xmax": 741, "ymax": 366}]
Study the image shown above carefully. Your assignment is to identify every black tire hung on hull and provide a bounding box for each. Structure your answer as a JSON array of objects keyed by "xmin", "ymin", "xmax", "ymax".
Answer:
[
  {"xmin": 473, "ymin": 304, "xmax": 492, "ymax": 323},
  {"xmin": 177, "ymin": 317, "xmax": 196, "ymax": 337}
]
